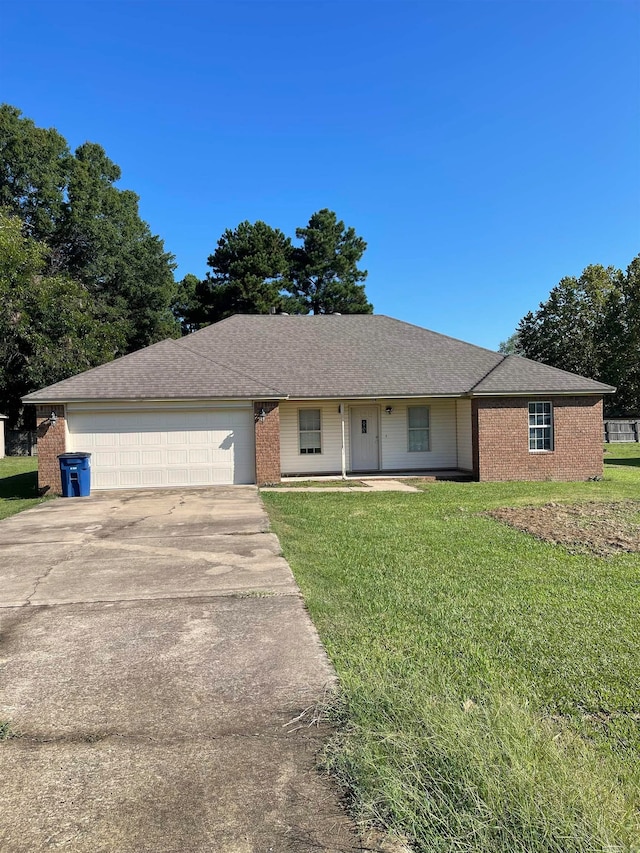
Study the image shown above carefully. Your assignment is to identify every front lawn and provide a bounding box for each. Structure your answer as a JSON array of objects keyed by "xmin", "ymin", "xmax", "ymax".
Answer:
[
  {"xmin": 263, "ymin": 446, "xmax": 640, "ymax": 852},
  {"xmin": 0, "ymin": 456, "xmax": 45, "ymax": 520}
]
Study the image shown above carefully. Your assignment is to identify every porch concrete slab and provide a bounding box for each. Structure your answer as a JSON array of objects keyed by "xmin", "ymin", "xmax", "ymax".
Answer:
[
  {"xmin": 262, "ymin": 479, "xmax": 419, "ymax": 493},
  {"xmin": 359, "ymin": 479, "xmax": 419, "ymax": 492}
]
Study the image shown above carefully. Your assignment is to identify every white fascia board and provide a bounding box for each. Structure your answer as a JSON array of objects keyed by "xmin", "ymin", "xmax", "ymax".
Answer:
[
  {"xmin": 469, "ymin": 389, "xmax": 612, "ymax": 397},
  {"xmin": 287, "ymin": 394, "xmax": 463, "ymax": 402},
  {"xmin": 65, "ymin": 399, "xmax": 257, "ymax": 413}
]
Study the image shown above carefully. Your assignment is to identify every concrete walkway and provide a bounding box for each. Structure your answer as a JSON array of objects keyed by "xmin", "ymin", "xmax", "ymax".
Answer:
[
  {"xmin": 0, "ymin": 488, "xmax": 366, "ymax": 852},
  {"xmin": 262, "ymin": 478, "xmax": 420, "ymax": 493}
]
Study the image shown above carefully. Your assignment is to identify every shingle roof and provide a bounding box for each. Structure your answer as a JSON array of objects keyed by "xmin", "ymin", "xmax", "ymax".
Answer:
[
  {"xmin": 22, "ymin": 314, "xmax": 615, "ymax": 403},
  {"xmin": 471, "ymin": 354, "xmax": 614, "ymax": 395}
]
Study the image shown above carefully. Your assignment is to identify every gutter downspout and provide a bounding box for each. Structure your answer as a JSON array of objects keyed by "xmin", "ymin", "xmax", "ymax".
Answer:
[{"xmin": 339, "ymin": 403, "xmax": 347, "ymax": 479}]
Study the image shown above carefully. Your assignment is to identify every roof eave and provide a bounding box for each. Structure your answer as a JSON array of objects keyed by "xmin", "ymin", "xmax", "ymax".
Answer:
[
  {"xmin": 286, "ymin": 393, "xmax": 466, "ymax": 401},
  {"xmin": 469, "ymin": 388, "xmax": 615, "ymax": 397},
  {"xmin": 22, "ymin": 394, "xmax": 290, "ymax": 405}
]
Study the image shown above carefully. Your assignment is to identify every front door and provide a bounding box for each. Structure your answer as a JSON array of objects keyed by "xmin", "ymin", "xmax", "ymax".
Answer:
[{"xmin": 350, "ymin": 406, "xmax": 380, "ymax": 471}]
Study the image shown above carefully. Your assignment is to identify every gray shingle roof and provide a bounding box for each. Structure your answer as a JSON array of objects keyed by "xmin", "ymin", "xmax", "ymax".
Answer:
[
  {"xmin": 22, "ymin": 314, "xmax": 615, "ymax": 403},
  {"xmin": 471, "ymin": 354, "xmax": 615, "ymax": 395}
]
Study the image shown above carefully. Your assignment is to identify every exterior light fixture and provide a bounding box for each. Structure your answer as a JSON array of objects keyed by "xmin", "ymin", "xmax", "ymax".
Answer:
[
  {"xmin": 256, "ymin": 407, "xmax": 266, "ymax": 423},
  {"xmin": 49, "ymin": 411, "xmax": 58, "ymax": 426},
  {"xmin": 385, "ymin": 406, "xmax": 393, "ymax": 415}
]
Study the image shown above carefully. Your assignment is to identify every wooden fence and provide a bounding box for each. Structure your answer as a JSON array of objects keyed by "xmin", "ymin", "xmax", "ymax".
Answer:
[
  {"xmin": 603, "ymin": 420, "xmax": 639, "ymax": 443},
  {"xmin": 5, "ymin": 430, "xmax": 38, "ymax": 456}
]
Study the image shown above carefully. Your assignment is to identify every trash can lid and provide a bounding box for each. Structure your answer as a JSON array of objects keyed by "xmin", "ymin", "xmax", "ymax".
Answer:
[{"xmin": 58, "ymin": 452, "xmax": 92, "ymax": 459}]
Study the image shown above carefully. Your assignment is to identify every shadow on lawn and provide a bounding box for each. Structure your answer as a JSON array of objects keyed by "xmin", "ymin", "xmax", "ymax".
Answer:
[
  {"xmin": 604, "ymin": 457, "xmax": 640, "ymax": 468},
  {"xmin": 0, "ymin": 471, "xmax": 39, "ymax": 500}
]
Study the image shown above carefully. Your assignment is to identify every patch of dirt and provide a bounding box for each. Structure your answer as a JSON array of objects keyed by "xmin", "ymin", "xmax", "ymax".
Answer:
[{"xmin": 486, "ymin": 501, "xmax": 640, "ymax": 557}]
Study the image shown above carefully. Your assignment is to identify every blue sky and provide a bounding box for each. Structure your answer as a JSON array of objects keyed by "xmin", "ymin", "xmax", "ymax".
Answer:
[{"xmin": 1, "ymin": 0, "xmax": 639, "ymax": 349}]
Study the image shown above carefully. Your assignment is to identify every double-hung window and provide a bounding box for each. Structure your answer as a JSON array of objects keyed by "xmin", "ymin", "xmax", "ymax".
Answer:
[
  {"xmin": 408, "ymin": 406, "xmax": 430, "ymax": 452},
  {"xmin": 528, "ymin": 402, "xmax": 553, "ymax": 451},
  {"xmin": 299, "ymin": 409, "xmax": 322, "ymax": 454}
]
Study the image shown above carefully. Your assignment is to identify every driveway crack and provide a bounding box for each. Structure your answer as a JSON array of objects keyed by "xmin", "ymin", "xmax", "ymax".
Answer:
[{"xmin": 23, "ymin": 563, "xmax": 57, "ymax": 606}]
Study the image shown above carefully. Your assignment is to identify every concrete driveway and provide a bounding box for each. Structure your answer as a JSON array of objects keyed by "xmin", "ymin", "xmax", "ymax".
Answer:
[{"xmin": 0, "ymin": 488, "xmax": 360, "ymax": 852}]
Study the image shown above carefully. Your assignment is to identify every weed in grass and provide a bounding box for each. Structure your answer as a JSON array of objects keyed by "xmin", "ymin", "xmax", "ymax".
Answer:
[
  {"xmin": 234, "ymin": 589, "xmax": 277, "ymax": 598},
  {"xmin": 0, "ymin": 721, "xmax": 20, "ymax": 740}
]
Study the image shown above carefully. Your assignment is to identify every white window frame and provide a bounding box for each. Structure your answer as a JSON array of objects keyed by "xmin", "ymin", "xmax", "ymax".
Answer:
[
  {"xmin": 528, "ymin": 401, "xmax": 554, "ymax": 452},
  {"xmin": 299, "ymin": 408, "xmax": 322, "ymax": 455},
  {"xmin": 407, "ymin": 405, "xmax": 430, "ymax": 452}
]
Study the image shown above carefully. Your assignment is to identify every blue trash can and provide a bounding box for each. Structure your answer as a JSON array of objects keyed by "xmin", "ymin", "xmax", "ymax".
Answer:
[{"xmin": 58, "ymin": 453, "xmax": 92, "ymax": 497}]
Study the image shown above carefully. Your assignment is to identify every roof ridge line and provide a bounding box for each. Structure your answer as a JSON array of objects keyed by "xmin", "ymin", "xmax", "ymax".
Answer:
[
  {"xmin": 467, "ymin": 353, "xmax": 508, "ymax": 393},
  {"xmin": 173, "ymin": 338, "xmax": 287, "ymax": 398}
]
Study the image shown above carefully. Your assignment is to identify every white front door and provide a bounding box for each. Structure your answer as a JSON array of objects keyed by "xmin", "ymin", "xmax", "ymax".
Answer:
[{"xmin": 350, "ymin": 406, "xmax": 380, "ymax": 471}]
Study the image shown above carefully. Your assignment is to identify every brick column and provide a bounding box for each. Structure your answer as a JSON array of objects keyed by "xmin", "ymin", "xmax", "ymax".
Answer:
[
  {"xmin": 36, "ymin": 405, "xmax": 67, "ymax": 495},
  {"xmin": 254, "ymin": 401, "xmax": 281, "ymax": 485}
]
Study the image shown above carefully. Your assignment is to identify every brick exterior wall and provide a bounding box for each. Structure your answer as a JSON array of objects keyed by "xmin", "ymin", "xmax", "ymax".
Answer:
[
  {"xmin": 254, "ymin": 401, "xmax": 281, "ymax": 485},
  {"xmin": 35, "ymin": 404, "xmax": 67, "ymax": 495},
  {"xmin": 471, "ymin": 395, "xmax": 604, "ymax": 482}
]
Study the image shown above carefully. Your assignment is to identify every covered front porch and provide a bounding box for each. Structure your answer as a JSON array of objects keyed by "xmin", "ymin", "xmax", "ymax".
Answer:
[{"xmin": 278, "ymin": 397, "xmax": 474, "ymax": 479}]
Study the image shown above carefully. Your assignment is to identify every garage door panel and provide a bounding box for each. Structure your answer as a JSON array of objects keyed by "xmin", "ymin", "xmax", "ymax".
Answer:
[
  {"xmin": 141, "ymin": 431, "xmax": 161, "ymax": 445},
  {"xmin": 167, "ymin": 449, "xmax": 188, "ymax": 464},
  {"xmin": 67, "ymin": 408, "xmax": 255, "ymax": 489},
  {"xmin": 120, "ymin": 451, "xmax": 141, "ymax": 466},
  {"xmin": 141, "ymin": 469, "xmax": 164, "ymax": 487}
]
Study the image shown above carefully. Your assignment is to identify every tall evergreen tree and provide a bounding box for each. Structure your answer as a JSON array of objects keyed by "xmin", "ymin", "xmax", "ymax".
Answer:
[
  {"xmin": 184, "ymin": 209, "xmax": 373, "ymax": 328},
  {"xmin": 194, "ymin": 220, "xmax": 292, "ymax": 324},
  {"xmin": 286, "ymin": 209, "xmax": 372, "ymax": 314}
]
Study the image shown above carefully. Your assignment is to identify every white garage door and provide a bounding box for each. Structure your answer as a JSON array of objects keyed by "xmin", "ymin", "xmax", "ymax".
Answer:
[{"xmin": 67, "ymin": 407, "xmax": 255, "ymax": 489}]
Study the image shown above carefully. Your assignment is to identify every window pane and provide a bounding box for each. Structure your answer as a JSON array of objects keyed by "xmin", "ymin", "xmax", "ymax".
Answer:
[
  {"xmin": 300, "ymin": 432, "xmax": 321, "ymax": 451},
  {"xmin": 408, "ymin": 406, "xmax": 430, "ymax": 452},
  {"xmin": 299, "ymin": 409, "xmax": 320, "ymax": 431},
  {"xmin": 409, "ymin": 430, "xmax": 429, "ymax": 452},
  {"xmin": 528, "ymin": 402, "xmax": 552, "ymax": 451},
  {"xmin": 299, "ymin": 409, "xmax": 321, "ymax": 454},
  {"xmin": 408, "ymin": 407, "xmax": 429, "ymax": 429}
]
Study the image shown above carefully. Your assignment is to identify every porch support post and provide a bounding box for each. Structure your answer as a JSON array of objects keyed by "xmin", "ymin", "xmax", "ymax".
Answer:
[{"xmin": 340, "ymin": 403, "xmax": 347, "ymax": 479}]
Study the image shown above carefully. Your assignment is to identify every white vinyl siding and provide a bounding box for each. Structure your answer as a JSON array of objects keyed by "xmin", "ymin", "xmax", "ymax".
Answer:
[
  {"xmin": 529, "ymin": 401, "xmax": 553, "ymax": 451},
  {"xmin": 380, "ymin": 399, "xmax": 457, "ymax": 470},
  {"xmin": 455, "ymin": 398, "xmax": 473, "ymax": 470},
  {"xmin": 281, "ymin": 403, "xmax": 346, "ymax": 474},
  {"xmin": 67, "ymin": 403, "xmax": 255, "ymax": 489},
  {"xmin": 280, "ymin": 399, "xmax": 459, "ymax": 475}
]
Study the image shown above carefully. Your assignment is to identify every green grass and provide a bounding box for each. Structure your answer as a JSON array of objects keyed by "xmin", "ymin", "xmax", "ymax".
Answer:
[
  {"xmin": 0, "ymin": 456, "xmax": 46, "ymax": 520},
  {"xmin": 263, "ymin": 446, "xmax": 640, "ymax": 852}
]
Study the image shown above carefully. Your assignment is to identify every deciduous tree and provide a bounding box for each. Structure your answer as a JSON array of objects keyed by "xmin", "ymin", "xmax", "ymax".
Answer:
[
  {"xmin": 0, "ymin": 105, "xmax": 179, "ymax": 353},
  {"xmin": 0, "ymin": 209, "xmax": 124, "ymax": 425},
  {"xmin": 513, "ymin": 257, "xmax": 640, "ymax": 416}
]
